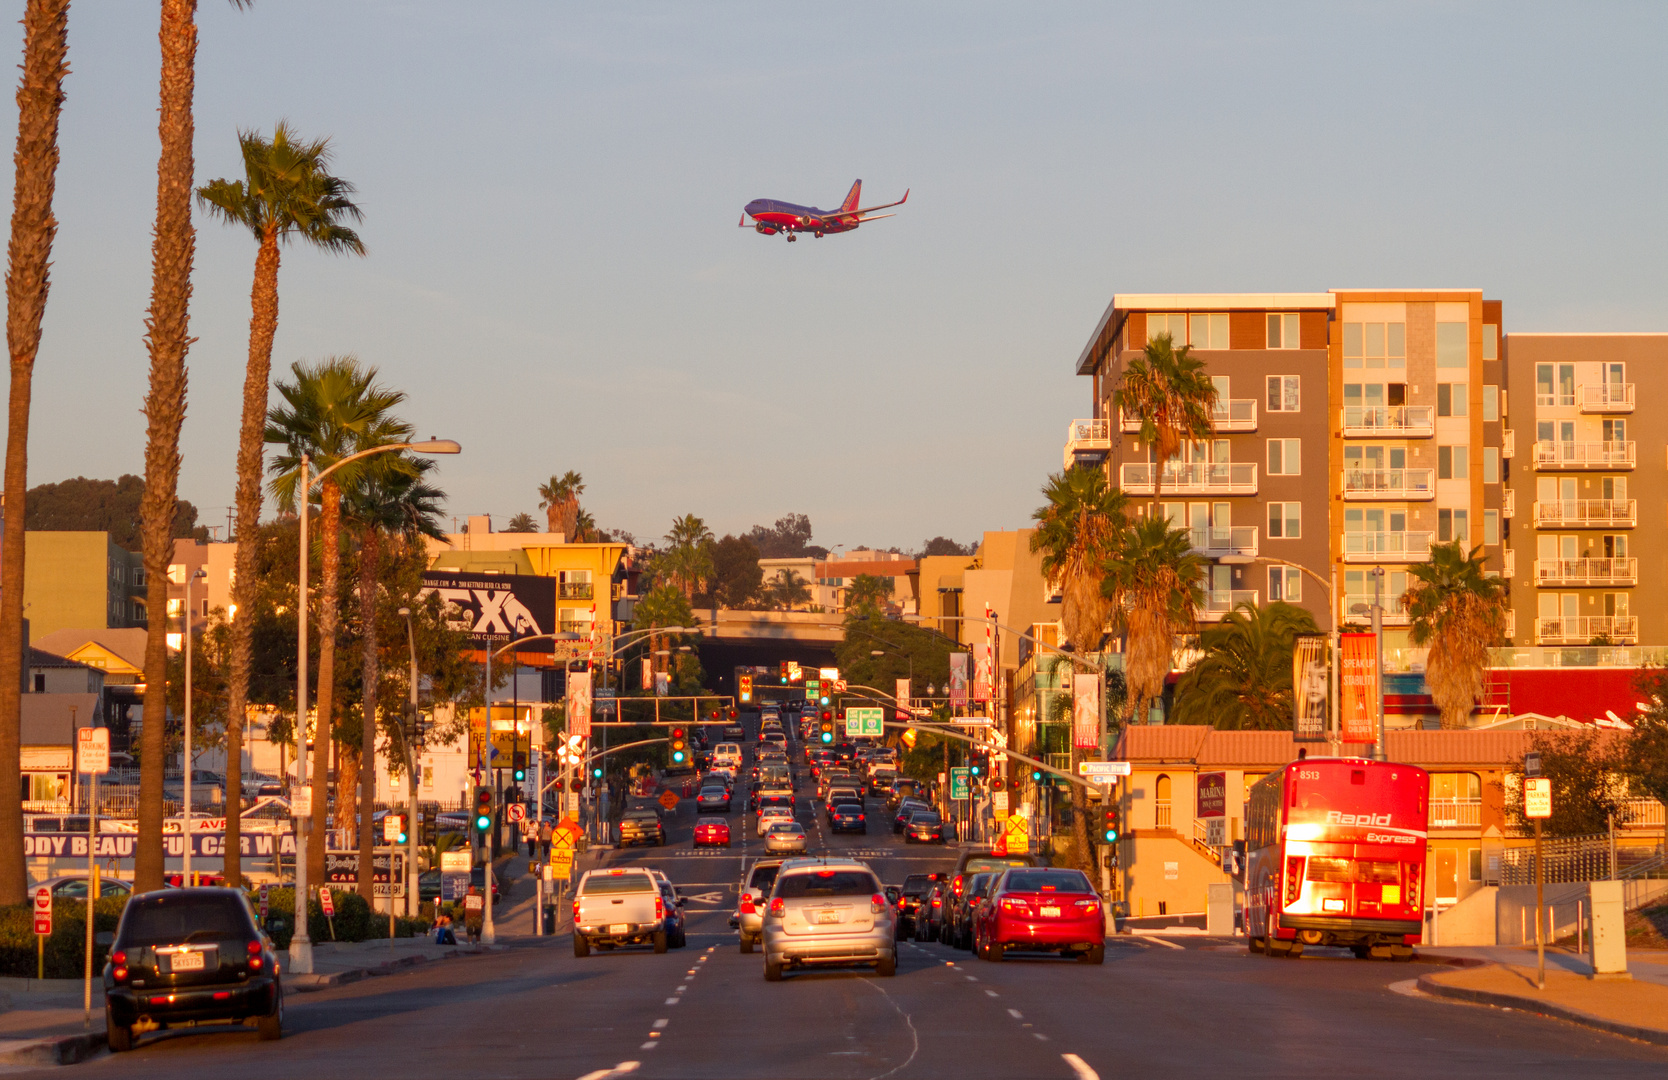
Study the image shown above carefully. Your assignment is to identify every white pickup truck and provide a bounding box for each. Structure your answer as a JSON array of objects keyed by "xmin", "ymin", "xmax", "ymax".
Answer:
[{"xmin": 572, "ymin": 867, "xmax": 667, "ymax": 956}]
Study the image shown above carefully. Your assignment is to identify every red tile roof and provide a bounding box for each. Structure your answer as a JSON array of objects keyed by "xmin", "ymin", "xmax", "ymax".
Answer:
[{"xmin": 1113, "ymin": 724, "xmax": 1615, "ymax": 771}]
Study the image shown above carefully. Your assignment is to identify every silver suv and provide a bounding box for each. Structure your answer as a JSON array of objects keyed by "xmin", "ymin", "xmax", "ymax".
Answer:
[{"xmin": 761, "ymin": 858, "xmax": 896, "ymax": 981}]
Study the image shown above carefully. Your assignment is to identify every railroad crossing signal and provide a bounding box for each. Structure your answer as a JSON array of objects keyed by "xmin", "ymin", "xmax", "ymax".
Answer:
[
  {"xmin": 739, "ymin": 674, "xmax": 753, "ymax": 703},
  {"xmin": 473, "ymin": 786, "xmax": 494, "ymax": 832}
]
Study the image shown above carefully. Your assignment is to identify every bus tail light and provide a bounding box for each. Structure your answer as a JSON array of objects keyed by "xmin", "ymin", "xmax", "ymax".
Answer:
[
  {"xmin": 1284, "ymin": 857, "xmax": 1305, "ymax": 909},
  {"xmin": 1405, "ymin": 863, "xmax": 1421, "ymax": 909}
]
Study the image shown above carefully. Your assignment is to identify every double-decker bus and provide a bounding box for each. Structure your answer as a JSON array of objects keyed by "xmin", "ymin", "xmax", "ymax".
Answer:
[{"xmin": 1244, "ymin": 757, "xmax": 1428, "ymax": 960}]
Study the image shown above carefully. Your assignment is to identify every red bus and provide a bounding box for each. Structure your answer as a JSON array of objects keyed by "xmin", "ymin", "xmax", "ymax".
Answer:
[{"xmin": 1244, "ymin": 757, "xmax": 1428, "ymax": 960}]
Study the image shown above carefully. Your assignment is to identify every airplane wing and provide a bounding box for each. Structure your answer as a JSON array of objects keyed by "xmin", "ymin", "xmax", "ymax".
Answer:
[
  {"xmin": 852, "ymin": 213, "xmax": 895, "ymax": 223},
  {"xmin": 833, "ymin": 188, "xmax": 909, "ymax": 220}
]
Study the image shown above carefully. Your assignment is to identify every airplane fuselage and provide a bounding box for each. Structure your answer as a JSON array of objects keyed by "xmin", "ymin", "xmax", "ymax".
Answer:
[{"xmin": 742, "ymin": 198, "xmax": 860, "ymax": 237}]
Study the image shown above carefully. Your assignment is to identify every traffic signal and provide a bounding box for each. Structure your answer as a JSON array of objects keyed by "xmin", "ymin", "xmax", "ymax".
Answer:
[
  {"xmin": 670, "ymin": 726, "xmax": 688, "ymax": 765},
  {"xmin": 1102, "ymin": 806, "xmax": 1120, "ymax": 844},
  {"xmin": 513, "ymin": 760, "xmax": 526, "ymax": 783},
  {"xmin": 420, "ymin": 805, "xmax": 438, "ymax": 847},
  {"xmin": 1031, "ymin": 768, "xmax": 1043, "ymax": 783},
  {"xmin": 393, "ymin": 815, "xmax": 408, "ymax": 845},
  {"xmin": 728, "ymin": 707, "xmax": 738, "ymax": 719},
  {"xmin": 779, "ymin": 662, "xmax": 789, "ymax": 684},
  {"xmin": 570, "ymin": 776, "xmax": 584, "ymax": 792},
  {"xmin": 473, "ymin": 786, "xmax": 494, "ymax": 832},
  {"xmin": 969, "ymin": 757, "xmax": 982, "ymax": 777},
  {"xmin": 818, "ymin": 715, "xmax": 834, "ymax": 745},
  {"xmin": 739, "ymin": 675, "xmax": 753, "ymax": 703},
  {"xmin": 592, "ymin": 765, "xmax": 604, "ymax": 780}
]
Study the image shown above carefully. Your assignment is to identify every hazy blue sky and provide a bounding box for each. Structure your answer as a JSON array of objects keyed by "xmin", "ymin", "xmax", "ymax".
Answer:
[{"xmin": 4, "ymin": 2, "xmax": 1664, "ymax": 550}]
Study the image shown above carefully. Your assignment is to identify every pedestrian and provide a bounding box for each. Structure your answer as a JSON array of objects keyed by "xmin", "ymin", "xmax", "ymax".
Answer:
[
  {"xmin": 524, "ymin": 819, "xmax": 537, "ymax": 859},
  {"xmin": 539, "ymin": 818, "xmax": 553, "ymax": 859},
  {"xmin": 433, "ymin": 910, "xmax": 456, "ymax": 945}
]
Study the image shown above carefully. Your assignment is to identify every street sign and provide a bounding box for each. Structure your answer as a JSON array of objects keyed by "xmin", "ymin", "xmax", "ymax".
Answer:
[
  {"xmin": 258, "ymin": 884, "xmax": 269, "ymax": 919},
  {"xmin": 1525, "ymin": 777, "xmax": 1553, "ymax": 819},
  {"xmin": 1002, "ymin": 815, "xmax": 1030, "ymax": 855},
  {"xmin": 33, "ymin": 885, "xmax": 51, "ymax": 936},
  {"xmin": 76, "ymin": 727, "xmax": 109, "ymax": 775},
  {"xmin": 440, "ymin": 851, "xmax": 472, "ymax": 872},
  {"xmin": 949, "ymin": 715, "xmax": 993, "ymax": 727},
  {"xmin": 549, "ymin": 848, "xmax": 574, "ymax": 882},
  {"xmin": 383, "ymin": 814, "xmax": 403, "ymax": 843},
  {"xmin": 658, "ymin": 790, "xmax": 680, "ymax": 810},
  {"xmin": 992, "ymin": 790, "xmax": 1010, "ymax": 820},
  {"xmin": 845, "ymin": 707, "xmax": 884, "ymax": 738},
  {"xmin": 1078, "ymin": 761, "xmax": 1133, "ymax": 778},
  {"xmin": 805, "ymin": 679, "xmax": 820, "ymax": 700},
  {"xmin": 949, "ymin": 767, "xmax": 970, "ymax": 800},
  {"xmin": 506, "ymin": 802, "xmax": 527, "ymax": 823},
  {"xmin": 319, "ymin": 886, "xmax": 335, "ymax": 917},
  {"xmin": 833, "ymin": 679, "xmax": 847, "ymax": 693},
  {"xmin": 292, "ymin": 786, "xmax": 313, "ymax": 818},
  {"xmin": 1205, "ymin": 818, "xmax": 1227, "ymax": 847}
]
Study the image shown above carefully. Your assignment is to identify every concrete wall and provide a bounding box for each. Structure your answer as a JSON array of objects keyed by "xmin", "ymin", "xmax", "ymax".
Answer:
[{"xmin": 1425, "ymin": 878, "xmax": 1668, "ymax": 947}]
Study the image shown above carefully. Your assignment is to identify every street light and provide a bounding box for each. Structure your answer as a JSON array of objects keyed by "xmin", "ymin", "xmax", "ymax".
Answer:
[
  {"xmin": 395, "ymin": 607, "xmax": 422, "ymax": 919},
  {"xmin": 180, "ymin": 566, "xmax": 206, "ymax": 886},
  {"xmin": 290, "ymin": 437, "xmax": 460, "ymax": 976}
]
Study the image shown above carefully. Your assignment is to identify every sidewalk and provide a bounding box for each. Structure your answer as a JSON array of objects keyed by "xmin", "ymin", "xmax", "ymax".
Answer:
[{"xmin": 1417, "ymin": 946, "xmax": 1668, "ymax": 1045}]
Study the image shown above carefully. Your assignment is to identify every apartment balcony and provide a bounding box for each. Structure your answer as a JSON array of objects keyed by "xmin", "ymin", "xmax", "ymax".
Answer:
[
  {"xmin": 1503, "ymin": 548, "xmax": 1516, "ymax": 577},
  {"xmin": 1120, "ymin": 461, "xmax": 1258, "ymax": 496},
  {"xmin": 1063, "ymin": 419, "xmax": 1112, "ymax": 470},
  {"xmin": 1198, "ymin": 589, "xmax": 1259, "ymax": 621},
  {"xmin": 1120, "ymin": 399, "xmax": 1258, "ymax": 435},
  {"xmin": 1188, "ymin": 526, "xmax": 1258, "ymax": 562},
  {"xmin": 1342, "ymin": 531, "xmax": 1434, "ymax": 562},
  {"xmin": 1533, "ymin": 440, "xmax": 1636, "ymax": 470},
  {"xmin": 1341, "ymin": 468, "xmax": 1435, "ymax": 501},
  {"xmin": 1534, "ymin": 557, "xmax": 1637, "ymax": 587},
  {"xmin": 557, "ymin": 582, "xmax": 594, "ymax": 600},
  {"xmin": 1505, "ymin": 609, "xmax": 1516, "ymax": 639},
  {"xmin": 1501, "ymin": 488, "xmax": 1515, "ymax": 519},
  {"xmin": 1535, "ymin": 616, "xmax": 1639, "ymax": 646},
  {"xmin": 1579, "ymin": 383, "xmax": 1635, "ymax": 413},
  {"xmin": 1502, "ymin": 429, "xmax": 1515, "ymax": 459},
  {"xmin": 558, "ymin": 620, "xmax": 593, "ymax": 636},
  {"xmin": 1532, "ymin": 499, "xmax": 1636, "ymax": 528},
  {"xmin": 1429, "ymin": 799, "xmax": 1482, "ymax": 828},
  {"xmin": 1342, "ymin": 594, "xmax": 1410, "ymax": 625},
  {"xmin": 1340, "ymin": 405, "xmax": 1434, "ymax": 438}
]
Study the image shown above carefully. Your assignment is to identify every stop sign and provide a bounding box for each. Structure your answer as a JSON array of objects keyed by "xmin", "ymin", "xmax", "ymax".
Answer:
[{"xmin": 32, "ymin": 885, "xmax": 51, "ymax": 936}]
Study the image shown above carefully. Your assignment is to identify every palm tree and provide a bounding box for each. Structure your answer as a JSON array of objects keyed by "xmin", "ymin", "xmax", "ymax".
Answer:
[
  {"xmin": 1172, "ymin": 603, "xmax": 1320, "ymax": 729},
  {"xmin": 661, "ymin": 514, "xmax": 714, "ymax": 600},
  {"xmin": 1029, "ymin": 468, "xmax": 1128, "ymax": 650},
  {"xmin": 1114, "ymin": 332, "xmax": 1218, "ymax": 518},
  {"xmin": 1404, "ymin": 542, "xmax": 1508, "ymax": 729},
  {"xmin": 344, "ymin": 455, "xmax": 444, "ymax": 899},
  {"xmin": 538, "ymin": 471, "xmax": 584, "ymax": 537},
  {"xmin": 0, "ymin": 0, "xmax": 70, "ymax": 906},
  {"xmin": 571, "ymin": 508, "xmax": 598, "ymax": 542},
  {"xmin": 503, "ymin": 512, "xmax": 538, "ymax": 533},
  {"xmin": 764, "ymin": 569, "xmax": 811, "ymax": 611},
  {"xmin": 1103, "ymin": 516, "xmax": 1207, "ymax": 726},
  {"xmin": 266, "ymin": 357, "xmax": 411, "ymax": 890},
  {"xmin": 197, "ymin": 122, "xmax": 364, "ymax": 888}
]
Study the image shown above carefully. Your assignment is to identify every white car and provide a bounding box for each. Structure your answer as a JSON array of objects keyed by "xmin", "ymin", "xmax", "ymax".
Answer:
[
  {"xmin": 757, "ymin": 806, "xmax": 795, "ymax": 836},
  {"xmin": 712, "ymin": 743, "xmax": 743, "ymax": 770}
]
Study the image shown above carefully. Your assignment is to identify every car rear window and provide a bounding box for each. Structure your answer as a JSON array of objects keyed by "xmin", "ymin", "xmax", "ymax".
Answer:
[
  {"xmin": 964, "ymin": 855, "xmax": 1035, "ymax": 874},
  {"xmin": 581, "ymin": 872, "xmax": 656, "ymax": 895},
  {"xmin": 1004, "ymin": 870, "xmax": 1093, "ymax": 893},
  {"xmin": 120, "ymin": 893, "xmax": 253, "ymax": 946},
  {"xmin": 909, "ymin": 811, "xmax": 942, "ymax": 823},
  {"xmin": 748, "ymin": 865, "xmax": 781, "ymax": 892},
  {"xmin": 776, "ymin": 869, "xmax": 881, "ymax": 898}
]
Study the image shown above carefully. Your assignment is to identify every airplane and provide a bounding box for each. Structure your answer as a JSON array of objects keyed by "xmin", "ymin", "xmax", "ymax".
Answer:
[{"xmin": 739, "ymin": 180, "xmax": 908, "ymax": 241}]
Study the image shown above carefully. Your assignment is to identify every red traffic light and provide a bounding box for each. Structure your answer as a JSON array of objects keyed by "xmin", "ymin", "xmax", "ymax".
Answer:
[
  {"xmin": 570, "ymin": 777, "xmax": 584, "ymax": 792},
  {"xmin": 728, "ymin": 707, "xmax": 738, "ymax": 719}
]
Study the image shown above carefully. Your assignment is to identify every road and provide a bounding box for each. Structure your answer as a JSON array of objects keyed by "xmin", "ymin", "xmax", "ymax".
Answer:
[{"xmin": 20, "ymin": 712, "xmax": 1668, "ymax": 1079}]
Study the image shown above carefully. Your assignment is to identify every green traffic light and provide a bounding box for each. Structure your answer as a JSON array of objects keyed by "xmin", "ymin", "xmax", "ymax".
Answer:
[
  {"xmin": 475, "ymin": 814, "xmax": 491, "ymax": 831},
  {"xmin": 397, "ymin": 832, "xmax": 408, "ymax": 844},
  {"xmin": 1103, "ymin": 829, "xmax": 1118, "ymax": 843},
  {"xmin": 820, "ymin": 732, "xmax": 832, "ymax": 744},
  {"xmin": 592, "ymin": 767, "xmax": 603, "ymax": 778},
  {"xmin": 514, "ymin": 769, "xmax": 526, "ymax": 782}
]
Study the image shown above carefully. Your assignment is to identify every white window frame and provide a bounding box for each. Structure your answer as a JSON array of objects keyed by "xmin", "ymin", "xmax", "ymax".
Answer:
[
  {"xmin": 1266, "ymin": 375, "xmax": 1300, "ymax": 412},
  {"xmin": 1268, "ymin": 502, "xmax": 1301, "ymax": 539},
  {"xmin": 1268, "ymin": 439, "xmax": 1301, "ymax": 476},
  {"xmin": 1266, "ymin": 313, "xmax": 1301, "ymax": 350}
]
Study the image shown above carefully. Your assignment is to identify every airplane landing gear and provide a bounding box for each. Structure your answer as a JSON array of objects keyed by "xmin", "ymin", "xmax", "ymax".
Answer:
[{"xmin": 785, "ymin": 233, "xmax": 798, "ymax": 242}]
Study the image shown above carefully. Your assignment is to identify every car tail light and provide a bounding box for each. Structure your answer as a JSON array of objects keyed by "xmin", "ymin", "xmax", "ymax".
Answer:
[
  {"xmin": 1284, "ymin": 857, "xmax": 1305, "ymax": 909},
  {"xmin": 112, "ymin": 950, "xmax": 128, "ymax": 983},
  {"xmin": 1074, "ymin": 899, "xmax": 1101, "ymax": 915},
  {"xmin": 246, "ymin": 939, "xmax": 263, "ymax": 970},
  {"xmin": 656, "ymin": 897, "xmax": 665, "ymax": 920},
  {"xmin": 871, "ymin": 893, "xmax": 887, "ymax": 913},
  {"xmin": 739, "ymin": 896, "xmax": 755, "ymax": 914},
  {"xmin": 999, "ymin": 897, "xmax": 1030, "ymax": 916},
  {"xmin": 769, "ymin": 897, "xmax": 785, "ymax": 917},
  {"xmin": 953, "ymin": 879, "xmax": 964, "ymax": 895},
  {"xmin": 572, "ymin": 898, "xmax": 582, "ymax": 920}
]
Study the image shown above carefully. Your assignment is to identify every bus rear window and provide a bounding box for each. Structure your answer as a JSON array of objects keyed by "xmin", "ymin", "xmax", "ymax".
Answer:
[
  {"xmin": 1306, "ymin": 857, "xmax": 1402, "ymax": 884},
  {"xmin": 1305, "ymin": 857, "xmax": 1353, "ymax": 883}
]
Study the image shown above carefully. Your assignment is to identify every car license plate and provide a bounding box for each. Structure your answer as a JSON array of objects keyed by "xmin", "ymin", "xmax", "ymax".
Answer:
[
  {"xmin": 169, "ymin": 950, "xmax": 205, "ymax": 971},
  {"xmin": 1040, "ymin": 906, "xmax": 1061, "ymax": 917},
  {"xmin": 610, "ymin": 923, "xmax": 631, "ymax": 933},
  {"xmin": 817, "ymin": 910, "xmax": 841, "ymax": 924}
]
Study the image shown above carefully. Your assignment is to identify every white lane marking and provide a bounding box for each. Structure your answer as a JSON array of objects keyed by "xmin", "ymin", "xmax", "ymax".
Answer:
[
  {"xmin": 638, "ymin": 1042, "xmax": 658, "ymax": 1050},
  {"xmin": 652, "ymin": 1019, "xmax": 669, "ymax": 1030},
  {"xmin": 1007, "ymin": 1008, "xmax": 1023, "ymax": 1019},
  {"xmin": 664, "ymin": 997, "xmax": 680, "ymax": 1005},
  {"xmin": 985, "ymin": 989, "xmax": 999, "ymax": 998},
  {"xmin": 676, "ymin": 985, "xmax": 687, "ymax": 992},
  {"xmin": 861, "ymin": 978, "xmax": 921, "ymax": 1080},
  {"xmin": 1388, "ymin": 978, "xmax": 1427, "ymax": 998},
  {"xmin": 964, "ymin": 975, "xmax": 977, "ymax": 981},
  {"xmin": 575, "ymin": 1063, "xmax": 640, "ymax": 1080},
  {"xmin": 1133, "ymin": 934, "xmax": 1185, "ymax": 950},
  {"xmin": 1062, "ymin": 1053, "xmax": 1098, "ymax": 1080}
]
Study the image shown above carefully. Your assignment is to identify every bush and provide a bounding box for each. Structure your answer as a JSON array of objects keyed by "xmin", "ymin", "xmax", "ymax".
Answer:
[
  {"xmin": 0, "ymin": 895, "xmax": 128, "ymax": 979},
  {"xmin": 260, "ymin": 887, "xmax": 425, "ymax": 948}
]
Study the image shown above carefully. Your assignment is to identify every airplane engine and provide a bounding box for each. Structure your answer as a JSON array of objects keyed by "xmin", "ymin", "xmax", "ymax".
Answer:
[{"xmin": 754, "ymin": 223, "xmax": 778, "ymax": 235}]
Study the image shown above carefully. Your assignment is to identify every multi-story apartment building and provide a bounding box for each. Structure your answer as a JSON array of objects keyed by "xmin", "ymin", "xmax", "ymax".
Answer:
[
  {"xmin": 1069, "ymin": 289, "xmax": 1506, "ymax": 659},
  {"xmin": 20, "ymin": 531, "xmax": 148, "ymax": 637},
  {"xmin": 1502, "ymin": 333, "xmax": 1668, "ymax": 647}
]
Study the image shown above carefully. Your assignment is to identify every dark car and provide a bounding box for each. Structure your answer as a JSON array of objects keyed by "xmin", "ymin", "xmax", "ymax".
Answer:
[
  {"xmin": 697, "ymin": 784, "xmax": 732, "ymax": 813},
  {"xmin": 893, "ymin": 798, "xmax": 933, "ymax": 833},
  {"xmin": 418, "ymin": 868, "xmax": 441, "ymax": 902},
  {"xmin": 658, "ymin": 880, "xmax": 688, "ymax": 948},
  {"xmin": 896, "ymin": 873, "xmax": 944, "ymax": 937},
  {"xmin": 914, "ymin": 877, "xmax": 953, "ymax": 943},
  {"xmin": 947, "ymin": 872, "xmax": 997, "ymax": 950},
  {"xmin": 904, "ymin": 809, "xmax": 945, "ymax": 844},
  {"xmin": 104, "ymin": 887, "xmax": 282, "ymax": 1051},
  {"xmin": 827, "ymin": 800, "xmax": 867, "ymax": 834},
  {"xmin": 469, "ymin": 866, "xmax": 502, "ymax": 904},
  {"xmin": 618, "ymin": 809, "xmax": 666, "ymax": 846},
  {"xmin": 723, "ymin": 724, "xmax": 746, "ymax": 741}
]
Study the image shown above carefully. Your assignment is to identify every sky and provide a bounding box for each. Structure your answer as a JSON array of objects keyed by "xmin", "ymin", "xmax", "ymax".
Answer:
[{"xmin": 2, "ymin": 2, "xmax": 1665, "ymax": 552}]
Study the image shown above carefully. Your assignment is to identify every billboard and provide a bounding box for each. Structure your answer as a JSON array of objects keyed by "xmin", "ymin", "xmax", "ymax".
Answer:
[
  {"xmin": 1292, "ymin": 633, "xmax": 1330, "ymax": 742},
  {"xmin": 1071, "ymin": 672, "xmax": 1101, "ymax": 749},
  {"xmin": 1339, "ymin": 632, "xmax": 1380, "ymax": 744},
  {"xmin": 421, "ymin": 571, "xmax": 555, "ymax": 653}
]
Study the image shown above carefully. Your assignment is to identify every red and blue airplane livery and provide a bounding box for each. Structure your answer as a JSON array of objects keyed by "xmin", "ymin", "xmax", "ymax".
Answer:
[{"xmin": 740, "ymin": 180, "xmax": 908, "ymax": 241}]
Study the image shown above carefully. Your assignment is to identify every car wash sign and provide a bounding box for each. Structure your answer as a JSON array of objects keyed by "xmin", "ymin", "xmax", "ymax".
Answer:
[{"xmin": 421, "ymin": 571, "xmax": 556, "ymax": 653}]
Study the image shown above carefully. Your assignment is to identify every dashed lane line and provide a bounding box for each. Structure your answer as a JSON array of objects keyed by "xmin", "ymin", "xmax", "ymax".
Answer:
[
  {"xmin": 574, "ymin": 1062, "xmax": 640, "ymax": 1080},
  {"xmin": 1132, "ymin": 934, "xmax": 1185, "ymax": 950},
  {"xmin": 1007, "ymin": 1008, "xmax": 1023, "ymax": 1020}
]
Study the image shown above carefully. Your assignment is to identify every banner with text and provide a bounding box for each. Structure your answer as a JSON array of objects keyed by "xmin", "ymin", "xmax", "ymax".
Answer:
[
  {"xmin": 568, "ymin": 670, "xmax": 592, "ymax": 738},
  {"xmin": 25, "ymin": 832, "xmax": 298, "ymax": 860},
  {"xmin": 420, "ymin": 570, "xmax": 556, "ymax": 654},
  {"xmin": 1072, "ymin": 672, "xmax": 1101, "ymax": 749},
  {"xmin": 1339, "ymin": 632, "xmax": 1379, "ymax": 744},
  {"xmin": 949, "ymin": 653, "xmax": 969, "ymax": 706},
  {"xmin": 896, "ymin": 678, "xmax": 911, "ymax": 721},
  {"xmin": 972, "ymin": 642, "xmax": 994, "ymax": 703},
  {"xmin": 1293, "ymin": 633, "xmax": 1330, "ymax": 742}
]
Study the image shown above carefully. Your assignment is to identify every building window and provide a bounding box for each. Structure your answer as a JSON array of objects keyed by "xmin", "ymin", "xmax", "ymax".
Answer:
[
  {"xmin": 1482, "ymin": 325, "xmax": 1498, "ymax": 362},
  {"xmin": 1437, "ymin": 383, "xmax": 1467, "ymax": 417},
  {"xmin": 1483, "ymin": 509, "xmax": 1500, "ymax": 545},
  {"xmin": 32, "ymin": 673, "xmax": 44, "ymax": 693},
  {"xmin": 1269, "ymin": 566, "xmax": 1302, "ymax": 602},
  {"xmin": 1436, "ymin": 322, "xmax": 1468, "ymax": 368},
  {"xmin": 1266, "ymin": 375, "xmax": 1300, "ymax": 412},
  {"xmin": 1267, "ymin": 502, "xmax": 1301, "ymax": 539},
  {"xmin": 1267, "ymin": 439, "xmax": 1301, "ymax": 476},
  {"xmin": 1189, "ymin": 312, "xmax": 1229, "ymax": 349},
  {"xmin": 1482, "ymin": 385, "xmax": 1499, "ymax": 422},
  {"xmin": 1155, "ymin": 774, "xmax": 1172, "ymax": 829},
  {"xmin": 1266, "ymin": 313, "xmax": 1301, "ymax": 349},
  {"xmin": 1605, "ymin": 593, "xmax": 1629, "ymax": 618},
  {"xmin": 1468, "ymin": 848, "xmax": 1484, "ymax": 882},
  {"xmin": 1482, "ymin": 447, "xmax": 1499, "ymax": 484},
  {"xmin": 1147, "ymin": 313, "xmax": 1187, "ymax": 345},
  {"xmin": 1342, "ymin": 321, "xmax": 1406, "ymax": 370},
  {"xmin": 166, "ymin": 598, "xmax": 183, "ymax": 616},
  {"xmin": 1536, "ymin": 363, "xmax": 1575, "ymax": 407},
  {"xmin": 1438, "ymin": 445, "xmax": 1468, "ymax": 480},
  {"xmin": 1438, "ymin": 509, "xmax": 1469, "ymax": 543},
  {"xmin": 1603, "ymin": 418, "xmax": 1627, "ymax": 444}
]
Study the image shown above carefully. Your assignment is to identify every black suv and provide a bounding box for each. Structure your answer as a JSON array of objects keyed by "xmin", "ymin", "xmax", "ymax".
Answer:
[{"xmin": 104, "ymin": 887, "xmax": 282, "ymax": 1051}]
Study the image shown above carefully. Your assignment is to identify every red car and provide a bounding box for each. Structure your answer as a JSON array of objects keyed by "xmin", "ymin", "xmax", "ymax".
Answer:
[
  {"xmin": 694, "ymin": 819, "xmax": 731, "ymax": 848},
  {"xmin": 974, "ymin": 867, "xmax": 1104, "ymax": 964}
]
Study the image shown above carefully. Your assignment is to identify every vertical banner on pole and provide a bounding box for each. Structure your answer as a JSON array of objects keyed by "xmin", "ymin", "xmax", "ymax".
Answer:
[
  {"xmin": 895, "ymin": 678, "xmax": 911, "ymax": 722},
  {"xmin": 1339, "ymin": 633, "xmax": 1379, "ymax": 744},
  {"xmin": 568, "ymin": 671, "xmax": 592, "ymax": 739},
  {"xmin": 641, "ymin": 657, "xmax": 652, "ymax": 691},
  {"xmin": 1292, "ymin": 634, "xmax": 1330, "ymax": 742},
  {"xmin": 972, "ymin": 642, "xmax": 993, "ymax": 703},
  {"xmin": 949, "ymin": 653, "xmax": 970, "ymax": 707},
  {"xmin": 1071, "ymin": 673, "xmax": 1101, "ymax": 749}
]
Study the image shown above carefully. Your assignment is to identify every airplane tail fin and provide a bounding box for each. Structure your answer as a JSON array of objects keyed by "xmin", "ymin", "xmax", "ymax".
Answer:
[{"xmin": 839, "ymin": 179, "xmax": 862, "ymax": 215}]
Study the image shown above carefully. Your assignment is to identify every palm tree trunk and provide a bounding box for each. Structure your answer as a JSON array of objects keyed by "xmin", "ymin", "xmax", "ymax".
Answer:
[
  {"xmin": 135, "ymin": 0, "xmax": 198, "ymax": 895},
  {"xmin": 1069, "ymin": 743, "xmax": 1094, "ymax": 875},
  {"xmin": 356, "ymin": 526, "xmax": 381, "ymax": 901},
  {"xmin": 308, "ymin": 478, "xmax": 341, "ymax": 890},
  {"xmin": 221, "ymin": 225, "xmax": 281, "ymax": 889},
  {"xmin": 0, "ymin": 0, "xmax": 68, "ymax": 907}
]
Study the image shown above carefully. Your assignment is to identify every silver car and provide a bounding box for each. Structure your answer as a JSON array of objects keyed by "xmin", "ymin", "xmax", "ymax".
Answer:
[
  {"xmin": 734, "ymin": 858, "xmax": 784, "ymax": 953},
  {"xmin": 764, "ymin": 820, "xmax": 807, "ymax": 853},
  {"xmin": 761, "ymin": 858, "xmax": 896, "ymax": 980}
]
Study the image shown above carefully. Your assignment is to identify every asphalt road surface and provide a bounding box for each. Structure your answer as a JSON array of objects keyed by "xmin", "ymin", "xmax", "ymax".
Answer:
[{"xmin": 23, "ymin": 714, "xmax": 1668, "ymax": 1079}]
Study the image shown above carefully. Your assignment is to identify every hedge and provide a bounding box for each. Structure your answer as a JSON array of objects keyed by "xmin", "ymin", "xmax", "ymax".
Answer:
[
  {"xmin": 0, "ymin": 895, "xmax": 128, "ymax": 979},
  {"xmin": 259, "ymin": 887, "xmax": 426, "ymax": 949}
]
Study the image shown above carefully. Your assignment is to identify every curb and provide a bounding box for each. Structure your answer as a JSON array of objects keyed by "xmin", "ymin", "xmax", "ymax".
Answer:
[
  {"xmin": 0, "ymin": 1030, "xmax": 107, "ymax": 1066},
  {"xmin": 1416, "ymin": 971, "xmax": 1668, "ymax": 1046}
]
